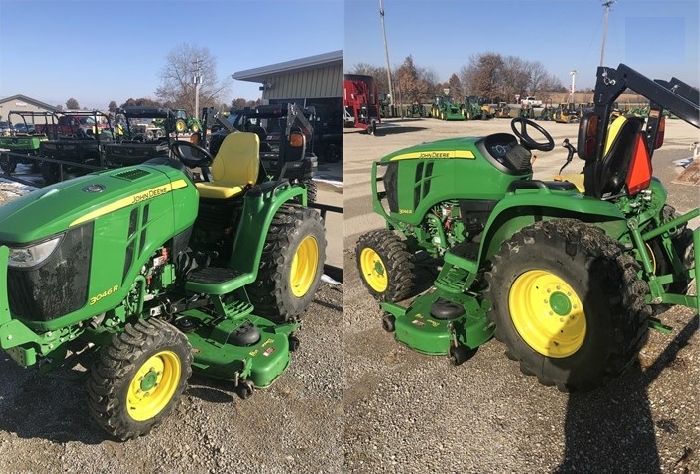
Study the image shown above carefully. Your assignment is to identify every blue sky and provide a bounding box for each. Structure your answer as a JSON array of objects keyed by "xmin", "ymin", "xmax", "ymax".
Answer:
[
  {"xmin": 0, "ymin": 0, "xmax": 343, "ymax": 110},
  {"xmin": 344, "ymin": 0, "xmax": 699, "ymax": 91}
]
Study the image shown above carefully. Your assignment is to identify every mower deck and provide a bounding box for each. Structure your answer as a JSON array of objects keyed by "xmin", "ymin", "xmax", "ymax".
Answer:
[
  {"xmin": 382, "ymin": 288, "xmax": 493, "ymax": 356},
  {"xmin": 181, "ymin": 309, "xmax": 298, "ymax": 388}
]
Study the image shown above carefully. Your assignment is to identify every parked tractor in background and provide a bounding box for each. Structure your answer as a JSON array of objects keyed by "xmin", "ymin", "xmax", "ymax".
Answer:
[
  {"xmin": 379, "ymin": 93, "xmax": 400, "ymax": 119},
  {"xmin": 405, "ymin": 101, "xmax": 427, "ymax": 118},
  {"xmin": 343, "ymin": 74, "xmax": 381, "ymax": 134},
  {"xmin": 462, "ymin": 95, "xmax": 492, "ymax": 120},
  {"xmin": 173, "ymin": 108, "xmax": 203, "ymax": 133},
  {"xmin": 519, "ymin": 102, "xmax": 536, "ymax": 119},
  {"xmin": 431, "ymin": 95, "xmax": 465, "ymax": 121},
  {"xmin": 553, "ymin": 102, "xmax": 580, "ymax": 123},
  {"xmin": 494, "ymin": 102, "xmax": 512, "ymax": 118},
  {"xmin": 355, "ymin": 63, "xmax": 698, "ymax": 393},
  {"xmin": 537, "ymin": 98, "xmax": 555, "ymax": 121}
]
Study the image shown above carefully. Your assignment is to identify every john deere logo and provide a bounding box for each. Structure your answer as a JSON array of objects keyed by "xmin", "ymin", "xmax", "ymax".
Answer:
[{"xmin": 83, "ymin": 184, "xmax": 105, "ymax": 193}]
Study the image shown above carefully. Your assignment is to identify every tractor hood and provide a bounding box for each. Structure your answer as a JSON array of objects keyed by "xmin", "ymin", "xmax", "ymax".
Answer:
[
  {"xmin": 380, "ymin": 137, "xmax": 480, "ymax": 163},
  {"xmin": 0, "ymin": 163, "xmax": 195, "ymax": 244}
]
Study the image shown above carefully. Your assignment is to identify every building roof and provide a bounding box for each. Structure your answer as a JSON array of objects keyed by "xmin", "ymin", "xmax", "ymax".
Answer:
[
  {"xmin": 232, "ymin": 50, "xmax": 343, "ymax": 83},
  {"xmin": 0, "ymin": 94, "xmax": 60, "ymax": 112}
]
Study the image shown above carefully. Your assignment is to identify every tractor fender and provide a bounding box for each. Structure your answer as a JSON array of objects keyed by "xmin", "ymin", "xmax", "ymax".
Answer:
[
  {"xmin": 229, "ymin": 181, "xmax": 306, "ymax": 280},
  {"xmin": 478, "ymin": 186, "xmax": 628, "ymax": 262}
]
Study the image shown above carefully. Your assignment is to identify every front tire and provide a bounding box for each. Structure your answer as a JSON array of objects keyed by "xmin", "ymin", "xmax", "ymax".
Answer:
[
  {"xmin": 87, "ymin": 318, "xmax": 192, "ymax": 440},
  {"xmin": 355, "ymin": 229, "xmax": 415, "ymax": 302},
  {"xmin": 247, "ymin": 204, "xmax": 327, "ymax": 323},
  {"xmin": 484, "ymin": 219, "xmax": 651, "ymax": 392}
]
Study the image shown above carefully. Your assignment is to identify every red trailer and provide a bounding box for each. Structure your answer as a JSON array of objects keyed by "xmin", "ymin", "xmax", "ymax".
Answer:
[{"xmin": 343, "ymin": 74, "xmax": 381, "ymax": 134}]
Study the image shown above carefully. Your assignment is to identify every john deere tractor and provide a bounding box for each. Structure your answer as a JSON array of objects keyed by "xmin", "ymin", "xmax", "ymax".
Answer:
[
  {"xmin": 174, "ymin": 108, "xmax": 203, "ymax": 133},
  {"xmin": 0, "ymin": 130, "xmax": 326, "ymax": 440},
  {"xmin": 431, "ymin": 95, "xmax": 465, "ymax": 121},
  {"xmin": 462, "ymin": 95, "xmax": 492, "ymax": 120},
  {"xmin": 355, "ymin": 64, "xmax": 698, "ymax": 392}
]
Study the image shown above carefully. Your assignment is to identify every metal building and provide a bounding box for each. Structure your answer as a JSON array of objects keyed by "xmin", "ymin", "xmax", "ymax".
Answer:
[
  {"xmin": 232, "ymin": 50, "xmax": 342, "ymax": 109},
  {"xmin": 0, "ymin": 94, "xmax": 59, "ymax": 122}
]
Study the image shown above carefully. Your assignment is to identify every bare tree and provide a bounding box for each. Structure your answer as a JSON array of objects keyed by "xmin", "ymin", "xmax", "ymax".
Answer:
[
  {"xmin": 447, "ymin": 73, "xmax": 464, "ymax": 101},
  {"xmin": 66, "ymin": 98, "xmax": 80, "ymax": 110},
  {"xmin": 347, "ymin": 63, "xmax": 390, "ymax": 97},
  {"xmin": 395, "ymin": 55, "xmax": 429, "ymax": 105},
  {"xmin": 156, "ymin": 43, "xmax": 231, "ymax": 117}
]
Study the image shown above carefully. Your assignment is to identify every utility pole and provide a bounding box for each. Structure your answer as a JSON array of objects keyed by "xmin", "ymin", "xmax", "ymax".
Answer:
[
  {"xmin": 570, "ymin": 70, "xmax": 577, "ymax": 105},
  {"xmin": 193, "ymin": 58, "xmax": 202, "ymax": 118},
  {"xmin": 379, "ymin": 0, "xmax": 394, "ymax": 108},
  {"xmin": 599, "ymin": 1, "xmax": 615, "ymax": 67}
]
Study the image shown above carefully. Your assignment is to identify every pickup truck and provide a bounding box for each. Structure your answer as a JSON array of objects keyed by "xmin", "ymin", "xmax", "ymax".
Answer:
[
  {"xmin": 34, "ymin": 112, "xmax": 111, "ymax": 138},
  {"xmin": 520, "ymin": 96, "xmax": 542, "ymax": 107}
]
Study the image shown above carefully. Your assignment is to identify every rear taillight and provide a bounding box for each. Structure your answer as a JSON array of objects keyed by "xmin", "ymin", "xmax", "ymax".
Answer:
[{"xmin": 289, "ymin": 132, "xmax": 304, "ymax": 147}]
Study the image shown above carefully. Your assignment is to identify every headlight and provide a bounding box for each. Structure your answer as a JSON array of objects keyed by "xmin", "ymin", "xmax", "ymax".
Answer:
[{"xmin": 8, "ymin": 236, "xmax": 62, "ymax": 268}]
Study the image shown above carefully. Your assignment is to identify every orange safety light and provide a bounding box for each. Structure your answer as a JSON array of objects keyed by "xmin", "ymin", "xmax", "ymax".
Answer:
[
  {"xmin": 289, "ymin": 131, "xmax": 304, "ymax": 147},
  {"xmin": 626, "ymin": 133, "xmax": 653, "ymax": 195}
]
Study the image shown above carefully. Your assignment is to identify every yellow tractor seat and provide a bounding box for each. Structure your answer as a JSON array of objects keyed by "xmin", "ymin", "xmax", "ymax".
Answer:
[{"xmin": 196, "ymin": 132, "xmax": 260, "ymax": 199}]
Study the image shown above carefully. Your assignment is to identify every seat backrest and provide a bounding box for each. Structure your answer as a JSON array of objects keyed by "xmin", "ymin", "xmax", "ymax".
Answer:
[
  {"xmin": 211, "ymin": 132, "xmax": 259, "ymax": 186},
  {"xmin": 595, "ymin": 115, "xmax": 643, "ymax": 196}
]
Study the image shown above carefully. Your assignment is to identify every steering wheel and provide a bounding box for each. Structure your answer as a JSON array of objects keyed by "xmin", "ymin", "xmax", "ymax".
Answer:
[
  {"xmin": 169, "ymin": 141, "xmax": 214, "ymax": 169},
  {"xmin": 510, "ymin": 117, "xmax": 555, "ymax": 152}
]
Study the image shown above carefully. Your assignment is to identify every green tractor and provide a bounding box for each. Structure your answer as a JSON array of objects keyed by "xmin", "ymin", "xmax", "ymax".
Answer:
[
  {"xmin": 173, "ymin": 108, "xmax": 203, "ymax": 133},
  {"xmin": 462, "ymin": 95, "xmax": 492, "ymax": 120},
  {"xmin": 0, "ymin": 131, "xmax": 326, "ymax": 440},
  {"xmin": 537, "ymin": 98, "xmax": 555, "ymax": 121},
  {"xmin": 355, "ymin": 64, "xmax": 698, "ymax": 392},
  {"xmin": 405, "ymin": 102, "xmax": 427, "ymax": 118},
  {"xmin": 430, "ymin": 95, "xmax": 465, "ymax": 121},
  {"xmin": 519, "ymin": 102, "xmax": 536, "ymax": 119}
]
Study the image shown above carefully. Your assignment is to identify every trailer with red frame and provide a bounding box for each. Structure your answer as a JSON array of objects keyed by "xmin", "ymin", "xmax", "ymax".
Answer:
[{"xmin": 343, "ymin": 74, "xmax": 381, "ymax": 134}]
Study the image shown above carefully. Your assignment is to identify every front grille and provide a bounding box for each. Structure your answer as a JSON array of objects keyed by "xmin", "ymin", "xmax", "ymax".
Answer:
[{"xmin": 7, "ymin": 223, "xmax": 94, "ymax": 321}]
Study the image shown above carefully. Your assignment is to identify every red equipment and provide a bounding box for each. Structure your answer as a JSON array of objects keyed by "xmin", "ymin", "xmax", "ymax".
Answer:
[{"xmin": 343, "ymin": 74, "xmax": 381, "ymax": 134}]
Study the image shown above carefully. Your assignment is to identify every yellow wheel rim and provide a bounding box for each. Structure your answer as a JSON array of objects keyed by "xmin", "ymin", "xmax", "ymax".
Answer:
[
  {"xmin": 127, "ymin": 350, "xmax": 181, "ymax": 421},
  {"xmin": 175, "ymin": 119, "xmax": 186, "ymax": 132},
  {"xmin": 509, "ymin": 270, "xmax": 585, "ymax": 358},
  {"xmin": 360, "ymin": 247, "xmax": 388, "ymax": 293},
  {"xmin": 290, "ymin": 235, "xmax": 319, "ymax": 297}
]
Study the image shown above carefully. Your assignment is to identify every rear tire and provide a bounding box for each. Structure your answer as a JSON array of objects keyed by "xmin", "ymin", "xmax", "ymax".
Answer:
[
  {"xmin": 484, "ymin": 219, "xmax": 651, "ymax": 392},
  {"xmin": 87, "ymin": 318, "xmax": 192, "ymax": 440},
  {"xmin": 247, "ymin": 204, "xmax": 327, "ymax": 323},
  {"xmin": 355, "ymin": 229, "xmax": 415, "ymax": 302},
  {"xmin": 0, "ymin": 153, "xmax": 17, "ymax": 173},
  {"xmin": 41, "ymin": 161, "xmax": 61, "ymax": 184},
  {"xmin": 300, "ymin": 178, "xmax": 317, "ymax": 203}
]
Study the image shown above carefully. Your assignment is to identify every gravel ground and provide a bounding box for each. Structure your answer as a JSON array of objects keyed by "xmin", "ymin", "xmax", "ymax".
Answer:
[{"xmin": 343, "ymin": 117, "xmax": 699, "ymax": 473}]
